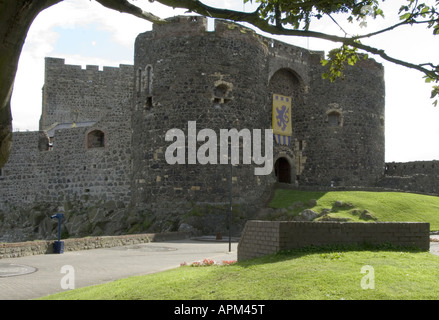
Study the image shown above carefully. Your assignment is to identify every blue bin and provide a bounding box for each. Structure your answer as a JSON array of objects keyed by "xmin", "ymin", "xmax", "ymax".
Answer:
[{"xmin": 53, "ymin": 240, "xmax": 64, "ymax": 254}]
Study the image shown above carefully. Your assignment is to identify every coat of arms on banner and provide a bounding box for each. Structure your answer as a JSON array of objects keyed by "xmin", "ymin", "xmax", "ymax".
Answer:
[{"xmin": 272, "ymin": 94, "xmax": 292, "ymax": 145}]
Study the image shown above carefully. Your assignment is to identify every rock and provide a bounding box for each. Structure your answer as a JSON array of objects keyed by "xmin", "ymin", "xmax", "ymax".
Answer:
[
  {"xmin": 178, "ymin": 223, "xmax": 196, "ymax": 232},
  {"xmin": 334, "ymin": 200, "xmax": 344, "ymax": 207},
  {"xmin": 294, "ymin": 209, "xmax": 319, "ymax": 221},
  {"xmin": 307, "ymin": 199, "xmax": 318, "ymax": 207},
  {"xmin": 360, "ymin": 210, "xmax": 377, "ymax": 221},
  {"xmin": 319, "ymin": 208, "xmax": 332, "ymax": 216}
]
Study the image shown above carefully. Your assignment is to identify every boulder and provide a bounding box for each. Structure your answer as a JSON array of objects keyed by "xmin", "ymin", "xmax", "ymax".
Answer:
[
  {"xmin": 294, "ymin": 209, "xmax": 319, "ymax": 221},
  {"xmin": 360, "ymin": 210, "xmax": 377, "ymax": 221}
]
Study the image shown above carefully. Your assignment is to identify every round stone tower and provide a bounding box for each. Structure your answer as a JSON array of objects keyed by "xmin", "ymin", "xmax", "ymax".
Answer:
[{"xmin": 130, "ymin": 16, "xmax": 274, "ymax": 234}]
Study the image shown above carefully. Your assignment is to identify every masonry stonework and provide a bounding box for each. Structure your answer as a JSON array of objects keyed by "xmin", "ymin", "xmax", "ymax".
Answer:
[
  {"xmin": 0, "ymin": 16, "xmax": 436, "ymax": 242},
  {"xmin": 237, "ymin": 221, "xmax": 430, "ymax": 261}
]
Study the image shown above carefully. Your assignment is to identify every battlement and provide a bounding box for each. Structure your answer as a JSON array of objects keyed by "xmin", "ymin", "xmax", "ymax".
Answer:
[
  {"xmin": 44, "ymin": 57, "xmax": 133, "ymax": 74},
  {"xmin": 41, "ymin": 58, "xmax": 133, "ymax": 130},
  {"xmin": 385, "ymin": 160, "xmax": 439, "ymax": 176},
  {"xmin": 151, "ymin": 15, "xmax": 208, "ymax": 37}
]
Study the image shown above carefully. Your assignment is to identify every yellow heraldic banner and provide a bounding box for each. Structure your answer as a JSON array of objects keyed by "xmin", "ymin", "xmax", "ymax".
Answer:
[{"xmin": 272, "ymin": 94, "xmax": 292, "ymax": 146}]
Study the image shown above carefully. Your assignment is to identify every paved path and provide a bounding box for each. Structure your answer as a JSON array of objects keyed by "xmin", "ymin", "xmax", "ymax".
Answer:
[
  {"xmin": 0, "ymin": 239, "xmax": 237, "ymax": 300},
  {"xmin": 2, "ymin": 238, "xmax": 438, "ymax": 300}
]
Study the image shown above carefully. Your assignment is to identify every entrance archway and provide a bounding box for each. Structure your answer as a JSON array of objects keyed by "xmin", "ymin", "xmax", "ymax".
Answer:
[{"xmin": 275, "ymin": 157, "xmax": 291, "ymax": 183}]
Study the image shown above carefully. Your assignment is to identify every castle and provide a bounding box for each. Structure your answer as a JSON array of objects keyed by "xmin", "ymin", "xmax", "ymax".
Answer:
[{"xmin": 0, "ymin": 16, "xmax": 438, "ymax": 242}]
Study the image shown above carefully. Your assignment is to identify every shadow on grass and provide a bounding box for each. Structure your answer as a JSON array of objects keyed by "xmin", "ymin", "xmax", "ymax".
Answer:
[
  {"xmin": 236, "ymin": 243, "xmax": 427, "ymax": 268},
  {"xmin": 268, "ymin": 187, "xmax": 328, "ymax": 209}
]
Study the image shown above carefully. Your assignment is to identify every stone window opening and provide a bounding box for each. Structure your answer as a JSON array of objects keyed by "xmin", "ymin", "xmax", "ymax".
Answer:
[
  {"xmin": 38, "ymin": 132, "xmax": 51, "ymax": 151},
  {"xmin": 87, "ymin": 130, "xmax": 105, "ymax": 149},
  {"xmin": 137, "ymin": 68, "xmax": 143, "ymax": 94},
  {"xmin": 327, "ymin": 110, "xmax": 342, "ymax": 127},
  {"xmin": 212, "ymin": 82, "xmax": 232, "ymax": 109},
  {"xmin": 145, "ymin": 65, "xmax": 153, "ymax": 96},
  {"xmin": 146, "ymin": 96, "xmax": 153, "ymax": 109},
  {"xmin": 145, "ymin": 65, "xmax": 153, "ymax": 108}
]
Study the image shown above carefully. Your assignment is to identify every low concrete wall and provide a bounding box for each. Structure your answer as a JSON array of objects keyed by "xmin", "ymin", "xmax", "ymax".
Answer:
[
  {"xmin": 237, "ymin": 221, "xmax": 430, "ymax": 261},
  {"xmin": 0, "ymin": 231, "xmax": 192, "ymax": 259}
]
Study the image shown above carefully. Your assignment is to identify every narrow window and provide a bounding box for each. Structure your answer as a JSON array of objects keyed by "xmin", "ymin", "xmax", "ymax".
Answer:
[
  {"xmin": 298, "ymin": 140, "xmax": 303, "ymax": 151},
  {"xmin": 145, "ymin": 65, "xmax": 153, "ymax": 96},
  {"xmin": 137, "ymin": 68, "xmax": 142, "ymax": 94},
  {"xmin": 145, "ymin": 65, "xmax": 153, "ymax": 108},
  {"xmin": 146, "ymin": 97, "xmax": 153, "ymax": 108}
]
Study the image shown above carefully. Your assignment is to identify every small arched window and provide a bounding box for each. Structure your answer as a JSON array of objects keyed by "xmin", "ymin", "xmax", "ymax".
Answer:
[
  {"xmin": 212, "ymin": 82, "xmax": 232, "ymax": 108},
  {"xmin": 87, "ymin": 130, "xmax": 105, "ymax": 148},
  {"xmin": 327, "ymin": 111, "xmax": 341, "ymax": 127}
]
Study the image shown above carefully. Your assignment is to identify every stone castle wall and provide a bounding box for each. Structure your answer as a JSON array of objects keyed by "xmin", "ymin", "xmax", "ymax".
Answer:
[
  {"xmin": 40, "ymin": 57, "xmax": 133, "ymax": 129},
  {"xmin": 0, "ymin": 59, "xmax": 134, "ymax": 242},
  {"xmin": 0, "ymin": 16, "xmax": 436, "ymax": 243},
  {"xmin": 376, "ymin": 160, "xmax": 439, "ymax": 194}
]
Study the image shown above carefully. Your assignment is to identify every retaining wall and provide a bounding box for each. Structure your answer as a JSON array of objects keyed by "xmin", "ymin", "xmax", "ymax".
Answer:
[
  {"xmin": 237, "ymin": 220, "xmax": 430, "ymax": 261},
  {"xmin": 0, "ymin": 231, "xmax": 191, "ymax": 259}
]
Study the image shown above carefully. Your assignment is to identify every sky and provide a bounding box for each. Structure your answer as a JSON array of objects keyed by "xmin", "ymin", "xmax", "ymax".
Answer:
[{"xmin": 10, "ymin": 0, "xmax": 439, "ymax": 163}]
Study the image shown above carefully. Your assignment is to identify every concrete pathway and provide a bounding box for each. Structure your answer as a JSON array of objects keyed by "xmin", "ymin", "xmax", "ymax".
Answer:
[
  {"xmin": 0, "ymin": 239, "xmax": 237, "ymax": 300},
  {"xmin": 1, "ymin": 237, "xmax": 438, "ymax": 300}
]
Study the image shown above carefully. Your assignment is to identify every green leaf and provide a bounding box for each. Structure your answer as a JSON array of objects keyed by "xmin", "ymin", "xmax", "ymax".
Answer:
[
  {"xmin": 421, "ymin": 6, "xmax": 430, "ymax": 15},
  {"xmin": 400, "ymin": 12, "xmax": 411, "ymax": 20},
  {"xmin": 431, "ymin": 86, "xmax": 439, "ymax": 99}
]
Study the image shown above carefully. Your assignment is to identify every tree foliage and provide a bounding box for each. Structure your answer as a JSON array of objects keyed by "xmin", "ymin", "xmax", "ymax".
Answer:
[{"xmin": 0, "ymin": 0, "xmax": 438, "ymax": 167}]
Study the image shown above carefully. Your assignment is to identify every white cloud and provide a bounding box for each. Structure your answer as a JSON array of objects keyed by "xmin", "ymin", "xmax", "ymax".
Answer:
[{"xmin": 11, "ymin": 0, "xmax": 184, "ymax": 131}]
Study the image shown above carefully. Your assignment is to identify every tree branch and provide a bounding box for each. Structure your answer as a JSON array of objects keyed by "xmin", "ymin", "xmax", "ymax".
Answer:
[
  {"xmin": 153, "ymin": 0, "xmax": 438, "ymax": 80},
  {"xmin": 353, "ymin": 19, "xmax": 434, "ymax": 40},
  {"xmin": 95, "ymin": 0, "xmax": 167, "ymax": 24}
]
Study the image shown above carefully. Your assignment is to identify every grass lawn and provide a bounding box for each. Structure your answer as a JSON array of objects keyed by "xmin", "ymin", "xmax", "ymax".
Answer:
[
  {"xmin": 38, "ymin": 190, "xmax": 439, "ymax": 300},
  {"xmin": 268, "ymin": 190, "xmax": 439, "ymax": 231},
  {"xmin": 40, "ymin": 246, "xmax": 439, "ymax": 300}
]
